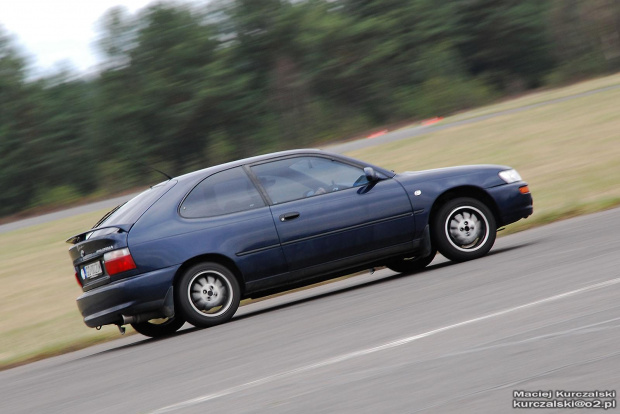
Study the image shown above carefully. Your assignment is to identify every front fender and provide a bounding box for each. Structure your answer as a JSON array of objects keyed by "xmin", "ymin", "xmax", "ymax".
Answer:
[{"xmin": 394, "ymin": 170, "xmax": 503, "ymax": 237}]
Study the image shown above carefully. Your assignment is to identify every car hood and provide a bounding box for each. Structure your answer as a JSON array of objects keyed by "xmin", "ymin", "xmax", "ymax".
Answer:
[
  {"xmin": 395, "ymin": 164, "xmax": 511, "ymax": 188},
  {"xmin": 401, "ymin": 164, "xmax": 510, "ymax": 175}
]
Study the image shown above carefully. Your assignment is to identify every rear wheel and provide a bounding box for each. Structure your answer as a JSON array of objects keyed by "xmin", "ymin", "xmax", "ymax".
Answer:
[
  {"xmin": 131, "ymin": 316, "xmax": 185, "ymax": 338},
  {"xmin": 387, "ymin": 248, "xmax": 437, "ymax": 274},
  {"xmin": 176, "ymin": 262, "xmax": 241, "ymax": 328},
  {"xmin": 432, "ymin": 197, "xmax": 496, "ymax": 262}
]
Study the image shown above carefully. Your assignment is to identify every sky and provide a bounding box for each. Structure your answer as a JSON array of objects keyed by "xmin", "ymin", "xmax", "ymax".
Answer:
[{"xmin": 0, "ymin": 0, "xmax": 160, "ymax": 75}]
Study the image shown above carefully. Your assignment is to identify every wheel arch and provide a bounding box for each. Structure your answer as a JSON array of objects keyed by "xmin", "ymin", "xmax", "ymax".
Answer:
[
  {"xmin": 428, "ymin": 186, "xmax": 500, "ymax": 232},
  {"xmin": 174, "ymin": 254, "xmax": 246, "ymax": 297}
]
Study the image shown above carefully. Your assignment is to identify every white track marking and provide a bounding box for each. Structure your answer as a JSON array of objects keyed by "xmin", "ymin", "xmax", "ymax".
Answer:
[{"xmin": 151, "ymin": 277, "xmax": 620, "ymax": 413}]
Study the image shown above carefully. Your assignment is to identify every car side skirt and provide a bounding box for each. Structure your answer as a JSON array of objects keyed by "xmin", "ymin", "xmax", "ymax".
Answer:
[{"xmin": 245, "ymin": 238, "xmax": 425, "ymax": 298}]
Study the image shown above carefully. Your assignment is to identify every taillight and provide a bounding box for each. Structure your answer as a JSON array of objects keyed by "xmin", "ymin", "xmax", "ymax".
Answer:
[
  {"xmin": 75, "ymin": 271, "xmax": 82, "ymax": 287},
  {"xmin": 104, "ymin": 248, "xmax": 137, "ymax": 276}
]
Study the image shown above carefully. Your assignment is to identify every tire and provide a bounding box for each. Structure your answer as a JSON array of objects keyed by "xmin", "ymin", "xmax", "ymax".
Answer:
[
  {"xmin": 176, "ymin": 262, "xmax": 241, "ymax": 328},
  {"xmin": 387, "ymin": 248, "xmax": 437, "ymax": 274},
  {"xmin": 131, "ymin": 316, "xmax": 185, "ymax": 338},
  {"xmin": 432, "ymin": 197, "xmax": 496, "ymax": 262}
]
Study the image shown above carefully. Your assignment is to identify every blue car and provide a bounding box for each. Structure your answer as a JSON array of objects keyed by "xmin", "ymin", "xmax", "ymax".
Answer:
[{"xmin": 67, "ymin": 149, "xmax": 532, "ymax": 337}]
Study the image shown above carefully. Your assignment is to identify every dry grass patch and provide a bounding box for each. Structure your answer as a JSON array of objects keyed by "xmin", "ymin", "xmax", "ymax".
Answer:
[
  {"xmin": 348, "ymin": 85, "xmax": 620, "ymax": 232},
  {"xmin": 440, "ymin": 72, "xmax": 620, "ymax": 124},
  {"xmin": 0, "ymin": 210, "xmax": 122, "ymax": 368}
]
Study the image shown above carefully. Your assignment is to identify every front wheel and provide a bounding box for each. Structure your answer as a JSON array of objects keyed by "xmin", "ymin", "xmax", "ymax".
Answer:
[
  {"xmin": 432, "ymin": 197, "xmax": 496, "ymax": 262},
  {"xmin": 131, "ymin": 316, "xmax": 186, "ymax": 338},
  {"xmin": 176, "ymin": 262, "xmax": 241, "ymax": 328}
]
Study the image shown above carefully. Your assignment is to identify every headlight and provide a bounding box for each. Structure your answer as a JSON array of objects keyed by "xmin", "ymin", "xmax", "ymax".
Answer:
[{"xmin": 499, "ymin": 169, "xmax": 522, "ymax": 183}]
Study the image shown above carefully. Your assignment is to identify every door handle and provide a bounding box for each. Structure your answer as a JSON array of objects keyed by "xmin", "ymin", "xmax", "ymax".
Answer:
[{"xmin": 279, "ymin": 212, "xmax": 300, "ymax": 222}]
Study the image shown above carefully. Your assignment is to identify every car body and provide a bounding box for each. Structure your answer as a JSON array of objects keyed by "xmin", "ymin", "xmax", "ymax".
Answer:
[{"xmin": 67, "ymin": 149, "xmax": 532, "ymax": 337}]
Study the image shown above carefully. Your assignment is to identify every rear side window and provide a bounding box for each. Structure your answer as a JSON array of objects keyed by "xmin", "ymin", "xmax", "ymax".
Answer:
[{"xmin": 180, "ymin": 167, "xmax": 265, "ymax": 218}]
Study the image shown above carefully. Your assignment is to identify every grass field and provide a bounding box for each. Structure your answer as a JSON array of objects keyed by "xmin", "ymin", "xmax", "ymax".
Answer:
[
  {"xmin": 1, "ymin": 73, "xmax": 620, "ymax": 370},
  {"xmin": 349, "ymin": 74, "xmax": 620, "ymax": 232},
  {"xmin": 0, "ymin": 209, "xmax": 121, "ymax": 369}
]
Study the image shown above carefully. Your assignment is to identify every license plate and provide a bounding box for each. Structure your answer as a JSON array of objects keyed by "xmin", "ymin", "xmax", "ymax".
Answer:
[{"xmin": 81, "ymin": 261, "xmax": 103, "ymax": 279}]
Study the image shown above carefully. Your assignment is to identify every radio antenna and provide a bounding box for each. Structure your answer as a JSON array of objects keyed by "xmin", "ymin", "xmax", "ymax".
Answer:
[{"xmin": 136, "ymin": 161, "xmax": 173, "ymax": 180}]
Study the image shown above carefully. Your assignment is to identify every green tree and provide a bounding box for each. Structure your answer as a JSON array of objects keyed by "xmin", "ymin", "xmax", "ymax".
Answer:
[
  {"xmin": 95, "ymin": 4, "xmax": 222, "ymax": 177},
  {"xmin": 30, "ymin": 71, "xmax": 98, "ymax": 199},
  {"xmin": 456, "ymin": 0, "xmax": 554, "ymax": 91},
  {"xmin": 548, "ymin": 0, "xmax": 620, "ymax": 82},
  {"xmin": 0, "ymin": 28, "xmax": 38, "ymax": 215}
]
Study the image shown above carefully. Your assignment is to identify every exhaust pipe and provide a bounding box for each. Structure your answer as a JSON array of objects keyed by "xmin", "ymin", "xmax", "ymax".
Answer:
[
  {"xmin": 121, "ymin": 311, "xmax": 166, "ymax": 325},
  {"xmin": 120, "ymin": 287, "xmax": 176, "ymax": 326}
]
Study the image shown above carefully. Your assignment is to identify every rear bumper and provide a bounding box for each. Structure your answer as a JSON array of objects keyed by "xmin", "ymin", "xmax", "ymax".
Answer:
[
  {"xmin": 488, "ymin": 182, "xmax": 533, "ymax": 226},
  {"xmin": 76, "ymin": 265, "xmax": 179, "ymax": 328}
]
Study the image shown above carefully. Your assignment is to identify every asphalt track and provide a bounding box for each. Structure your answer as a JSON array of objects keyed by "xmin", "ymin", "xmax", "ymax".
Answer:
[
  {"xmin": 2, "ymin": 83, "xmax": 619, "ymax": 235},
  {"xmin": 2, "ymin": 208, "xmax": 619, "ymax": 413}
]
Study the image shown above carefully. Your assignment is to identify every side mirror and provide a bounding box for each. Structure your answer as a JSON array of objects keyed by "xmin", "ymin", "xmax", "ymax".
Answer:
[{"xmin": 364, "ymin": 167, "xmax": 378, "ymax": 182}]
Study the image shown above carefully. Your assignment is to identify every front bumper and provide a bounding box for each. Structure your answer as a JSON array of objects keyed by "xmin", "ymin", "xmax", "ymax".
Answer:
[
  {"xmin": 488, "ymin": 181, "xmax": 533, "ymax": 226},
  {"xmin": 76, "ymin": 265, "xmax": 180, "ymax": 327}
]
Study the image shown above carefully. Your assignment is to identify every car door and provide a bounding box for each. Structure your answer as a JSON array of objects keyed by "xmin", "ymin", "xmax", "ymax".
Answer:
[
  {"xmin": 172, "ymin": 166, "xmax": 289, "ymax": 285},
  {"xmin": 249, "ymin": 155, "xmax": 415, "ymax": 276}
]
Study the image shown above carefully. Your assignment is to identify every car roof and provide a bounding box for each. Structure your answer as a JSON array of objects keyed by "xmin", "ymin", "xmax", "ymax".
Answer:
[{"xmin": 174, "ymin": 148, "xmax": 385, "ymax": 184}]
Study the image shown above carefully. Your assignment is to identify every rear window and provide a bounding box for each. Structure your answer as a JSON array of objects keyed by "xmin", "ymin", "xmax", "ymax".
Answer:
[{"xmin": 96, "ymin": 180, "xmax": 175, "ymax": 228}]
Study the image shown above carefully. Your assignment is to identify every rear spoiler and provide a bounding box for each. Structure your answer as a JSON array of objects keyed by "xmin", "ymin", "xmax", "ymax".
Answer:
[{"xmin": 66, "ymin": 224, "xmax": 132, "ymax": 245}]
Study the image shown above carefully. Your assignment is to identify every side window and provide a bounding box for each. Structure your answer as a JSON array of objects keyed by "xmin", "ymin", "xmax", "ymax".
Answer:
[
  {"xmin": 180, "ymin": 167, "xmax": 265, "ymax": 218},
  {"xmin": 251, "ymin": 156, "xmax": 368, "ymax": 204}
]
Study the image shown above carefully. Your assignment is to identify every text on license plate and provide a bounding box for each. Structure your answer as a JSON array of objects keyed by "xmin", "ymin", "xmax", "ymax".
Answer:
[{"xmin": 81, "ymin": 261, "xmax": 103, "ymax": 279}]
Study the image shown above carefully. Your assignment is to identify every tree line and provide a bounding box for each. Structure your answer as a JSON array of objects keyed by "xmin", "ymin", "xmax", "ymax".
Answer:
[{"xmin": 1, "ymin": 0, "xmax": 619, "ymax": 218}]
